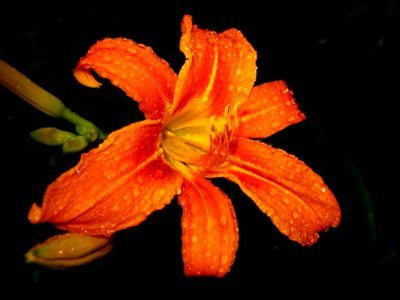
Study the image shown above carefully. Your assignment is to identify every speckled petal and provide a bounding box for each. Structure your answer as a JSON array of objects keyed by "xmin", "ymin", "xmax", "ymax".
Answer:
[
  {"xmin": 210, "ymin": 138, "xmax": 341, "ymax": 246},
  {"xmin": 28, "ymin": 120, "xmax": 183, "ymax": 236},
  {"xmin": 178, "ymin": 176, "xmax": 239, "ymax": 277},
  {"xmin": 74, "ymin": 38, "xmax": 177, "ymax": 120},
  {"xmin": 237, "ymin": 80, "xmax": 305, "ymax": 138},
  {"xmin": 170, "ymin": 15, "xmax": 257, "ymax": 119}
]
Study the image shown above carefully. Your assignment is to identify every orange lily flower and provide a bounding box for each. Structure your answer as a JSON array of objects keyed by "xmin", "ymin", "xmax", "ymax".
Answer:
[{"xmin": 27, "ymin": 14, "xmax": 341, "ymax": 277}]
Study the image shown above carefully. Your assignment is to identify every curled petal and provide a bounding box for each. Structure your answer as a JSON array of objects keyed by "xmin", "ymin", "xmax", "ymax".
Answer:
[
  {"xmin": 178, "ymin": 176, "xmax": 239, "ymax": 277},
  {"xmin": 211, "ymin": 138, "xmax": 340, "ymax": 246},
  {"xmin": 73, "ymin": 68, "xmax": 102, "ymax": 88},
  {"xmin": 74, "ymin": 38, "xmax": 177, "ymax": 119},
  {"xmin": 170, "ymin": 15, "xmax": 257, "ymax": 120},
  {"xmin": 28, "ymin": 120, "xmax": 183, "ymax": 236}
]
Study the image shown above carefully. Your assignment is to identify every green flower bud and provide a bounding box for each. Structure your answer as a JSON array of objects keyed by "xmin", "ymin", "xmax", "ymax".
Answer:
[
  {"xmin": 25, "ymin": 233, "xmax": 113, "ymax": 269},
  {"xmin": 30, "ymin": 127, "xmax": 76, "ymax": 146},
  {"xmin": 62, "ymin": 135, "xmax": 89, "ymax": 153}
]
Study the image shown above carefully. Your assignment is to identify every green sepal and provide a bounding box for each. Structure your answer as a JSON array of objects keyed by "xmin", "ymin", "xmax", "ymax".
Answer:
[{"xmin": 76, "ymin": 125, "xmax": 99, "ymax": 142}]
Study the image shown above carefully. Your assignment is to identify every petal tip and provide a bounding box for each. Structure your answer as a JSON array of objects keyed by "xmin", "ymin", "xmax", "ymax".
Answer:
[
  {"xmin": 73, "ymin": 68, "xmax": 102, "ymax": 88},
  {"xmin": 28, "ymin": 203, "xmax": 43, "ymax": 224}
]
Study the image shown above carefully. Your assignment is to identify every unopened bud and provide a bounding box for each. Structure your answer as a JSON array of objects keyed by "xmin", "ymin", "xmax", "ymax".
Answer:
[
  {"xmin": 62, "ymin": 135, "xmax": 89, "ymax": 153},
  {"xmin": 25, "ymin": 233, "xmax": 113, "ymax": 269},
  {"xmin": 30, "ymin": 127, "xmax": 76, "ymax": 146}
]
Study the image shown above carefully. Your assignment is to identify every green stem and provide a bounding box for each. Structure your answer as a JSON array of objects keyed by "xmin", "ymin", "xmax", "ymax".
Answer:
[
  {"xmin": 0, "ymin": 59, "xmax": 107, "ymax": 140},
  {"xmin": 60, "ymin": 107, "xmax": 107, "ymax": 140}
]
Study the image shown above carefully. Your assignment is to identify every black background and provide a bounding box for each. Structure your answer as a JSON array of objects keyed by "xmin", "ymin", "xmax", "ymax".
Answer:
[{"xmin": 2, "ymin": 0, "xmax": 399, "ymax": 298}]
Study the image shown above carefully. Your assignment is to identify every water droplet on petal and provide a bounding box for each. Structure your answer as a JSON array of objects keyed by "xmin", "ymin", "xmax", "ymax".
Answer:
[
  {"xmin": 220, "ymin": 215, "xmax": 227, "ymax": 226},
  {"xmin": 191, "ymin": 235, "xmax": 198, "ymax": 243},
  {"xmin": 153, "ymin": 169, "xmax": 164, "ymax": 178},
  {"xmin": 103, "ymin": 170, "xmax": 116, "ymax": 179},
  {"xmin": 269, "ymin": 187, "xmax": 278, "ymax": 196},
  {"xmin": 271, "ymin": 121, "xmax": 280, "ymax": 128},
  {"xmin": 127, "ymin": 48, "xmax": 137, "ymax": 55}
]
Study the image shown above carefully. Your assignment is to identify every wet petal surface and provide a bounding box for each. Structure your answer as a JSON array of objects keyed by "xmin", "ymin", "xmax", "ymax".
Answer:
[{"xmin": 179, "ymin": 175, "xmax": 239, "ymax": 277}]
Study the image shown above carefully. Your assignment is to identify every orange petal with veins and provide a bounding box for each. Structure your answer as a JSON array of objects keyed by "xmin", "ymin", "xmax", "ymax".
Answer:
[
  {"xmin": 28, "ymin": 120, "xmax": 183, "ymax": 236},
  {"xmin": 237, "ymin": 80, "xmax": 305, "ymax": 139},
  {"xmin": 171, "ymin": 15, "xmax": 257, "ymax": 118},
  {"xmin": 178, "ymin": 175, "xmax": 239, "ymax": 277},
  {"xmin": 211, "ymin": 138, "xmax": 340, "ymax": 246},
  {"xmin": 74, "ymin": 38, "xmax": 177, "ymax": 120}
]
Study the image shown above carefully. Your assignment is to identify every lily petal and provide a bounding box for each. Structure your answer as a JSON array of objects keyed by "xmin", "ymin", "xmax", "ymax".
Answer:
[
  {"xmin": 74, "ymin": 38, "xmax": 177, "ymax": 120},
  {"xmin": 28, "ymin": 119, "xmax": 183, "ymax": 236},
  {"xmin": 237, "ymin": 80, "xmax": 306, "ymax": 138},
  {"xmin": 178, "ymin": 175, "xmax": 239, "ymax": 277},
  {"xmin": 170, "ymin": 15, "xmax": 257, "ymax": 120},
  {"xmin": 210, "ymin": 138, "xmax": 340, "ymax": 246}
]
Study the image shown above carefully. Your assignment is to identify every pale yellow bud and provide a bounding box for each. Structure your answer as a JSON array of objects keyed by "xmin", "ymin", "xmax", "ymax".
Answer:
[{"xmin": 25, "ymin": 233, "xmax": 113, "ymax": 269}]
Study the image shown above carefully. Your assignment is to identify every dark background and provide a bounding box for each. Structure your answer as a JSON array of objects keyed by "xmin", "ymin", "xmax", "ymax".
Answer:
[{"xmin": 2, "ymin": 0, "xmax": 399, "ymax": 297}]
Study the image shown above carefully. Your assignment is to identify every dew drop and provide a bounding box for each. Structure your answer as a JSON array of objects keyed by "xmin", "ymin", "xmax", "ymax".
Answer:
[
  {"xmin": 220, "ymin": 215, "xmax": 227, "ymax": 226},
  {"xmin": 127, "ymin": 48, "xmax": 137, "ymax": 55},
  {"xmin": 191, "ymin": 235, "xmax": 198, "ymax": 243},
  {"xmin": 103, "ymin": 56, "xmax": 111, "ymax": 63},
  {"xmin": 271, "ymin": 121, "xmax": 280, "ymax": 128},
  {"xmin": 269, "ymin": 187, "xmax": 278, "ymax": 196},
  {"xmin": 103, "ymin": 170, "xmax": 116, "ymax": 179},
  {"xmin": 153, "ymin": 169, "xmax": 164, "ymax": 178},
  {"xmin": 221, "ymin": 255, "xmax": 229, "ymax": 265}
]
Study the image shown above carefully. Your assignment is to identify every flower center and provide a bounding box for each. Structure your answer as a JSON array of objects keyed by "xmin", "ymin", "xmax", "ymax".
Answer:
[{"xmin": 160, "ymin": 105, "xmax": 237, "ymax": 175}]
